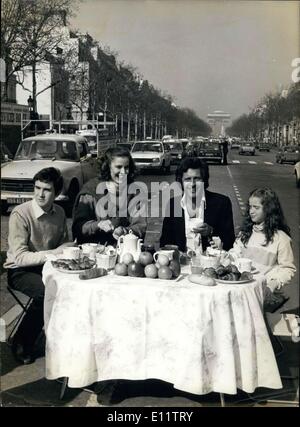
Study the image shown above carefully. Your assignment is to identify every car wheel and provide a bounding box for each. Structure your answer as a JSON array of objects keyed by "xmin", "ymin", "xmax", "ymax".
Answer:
[
  {"xmin": 296, "ymin": 173, "xmax": 300, "ymax": 188},
  {"xmin": 65, "ymin": 180, "xmax": 79, "ymax": 217},
  {"xmin": 279, "ymin": 159, "xmax": 283, "ymax": 164},
  {"xmin": 0, "ymin": 200, "xmax": 9, "ymax": 215}
]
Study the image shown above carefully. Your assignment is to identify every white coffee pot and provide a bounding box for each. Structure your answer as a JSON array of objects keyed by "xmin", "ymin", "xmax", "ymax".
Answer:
[{"xmin": 117, "ymin": 230, "xmax": 143, "ymax": 263}]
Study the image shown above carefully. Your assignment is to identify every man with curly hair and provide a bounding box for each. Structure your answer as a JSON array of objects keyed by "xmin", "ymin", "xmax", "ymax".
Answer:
[{"xmin": 160, "ymin": 157, "xmax": 235, "ymax": 253}]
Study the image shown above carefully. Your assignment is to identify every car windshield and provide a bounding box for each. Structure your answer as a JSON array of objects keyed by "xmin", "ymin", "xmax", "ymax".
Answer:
[
  {"xmin": 244, "ymin": 143, "xmax": 253, "ymax": 146},
  {"xmin": 14, "ymin": 140, "xmax": 79, "ymax": 161},
  {"xmin": 163, "ymin": 142, "xmax": 183, "ymax": 151},
  {"xmin": 201, "ymin": 142, "xmax": 220, "ymax": 149},
  {"xmin": 132, "ymin": 143, "xmax": 162, "ymax": 153}
]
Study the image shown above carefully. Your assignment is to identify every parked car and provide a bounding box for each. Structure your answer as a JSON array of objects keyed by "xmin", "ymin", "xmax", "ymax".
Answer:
[
  {"xmin": 230, "ymin": 140, "xmax": 241, "ymax": 149},
  {"xmin": 162, "ymin": 135, "xmax": 173, "ymax": 141},
  {"xmin": 198, "ymin": 141, "xmax": 222, "ymax": 164},
  {"xmin": 131, "ymin": 140, "xmax": 171, "ymax": 173},
  {"xmin": 116, "ymin": 142, "xmax": 132, "ymax": 152},
  {"xmin": 76, "ymin": 129, "xmax": 97, "ymax": 153},
  {"xmin": 295, "ymin": 162, "xmax": 300, "ymax": 188},
  {"xmin": 275, "ymin": 146, "xmax": 300, "ymax": 164},
  {"xmin": 1, "ymin": 142, "xmax": 13, "ymax": 167},
  {"xmin": 239, "ymin": 141, "xmax": 256, "ymax": 155},
  {"xmin": 258, "ymin": 141, "xmax": 271, "ymax": 152},
  {"xmin": 163, "ymin": 140, "xmax": 185, "ymax": 164},
  {"xmin": 185, "ymin": 141, "xmax": 199, "ymax": 156},
  {"xmin": 1, "ymin": 134, "xmax": 97, "ymax": 215}
]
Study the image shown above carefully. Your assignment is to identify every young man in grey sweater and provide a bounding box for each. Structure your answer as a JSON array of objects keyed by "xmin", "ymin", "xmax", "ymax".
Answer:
[{"xmin": 5, "ymin": 167, "xmax": 73, "ymax": 364}]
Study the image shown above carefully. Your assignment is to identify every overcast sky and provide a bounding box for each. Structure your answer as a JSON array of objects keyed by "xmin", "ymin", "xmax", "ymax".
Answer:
[{"xmin": 71, "ymin": 0, "xmax": 299, "ymax": 122}]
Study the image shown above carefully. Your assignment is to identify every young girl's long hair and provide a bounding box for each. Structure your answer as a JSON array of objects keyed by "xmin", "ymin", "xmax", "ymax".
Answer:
[{"xmin": 240, "ymin": 188, "xmax": 290, "ymax": 246}]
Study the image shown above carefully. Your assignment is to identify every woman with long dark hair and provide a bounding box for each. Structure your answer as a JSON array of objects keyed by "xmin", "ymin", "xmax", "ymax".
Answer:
[{"xmin": 72, "ymin": 146, "xmax": 147, "ymax": 245}]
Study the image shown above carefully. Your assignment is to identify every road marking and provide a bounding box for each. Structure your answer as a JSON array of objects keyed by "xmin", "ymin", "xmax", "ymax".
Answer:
[
  {"xmin": 227, "ymin": 166, "xmax": 246, "ymax": 213},
  {"xmin": 226, "ymin": 166, "xmax": 233, "ymax": 179},
  {"xmin": 232, "ymin": 160, "xmax": 240, "ymax": 164},
  {"xmin": 264, "ymin": 161, "xmax": 273, "ymax": 165},
  {"xmin": 248, "ymin": 161, "xmax": 257, "ymax": 164}
]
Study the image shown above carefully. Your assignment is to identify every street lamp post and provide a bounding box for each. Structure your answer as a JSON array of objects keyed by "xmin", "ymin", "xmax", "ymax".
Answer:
[
  {"xmin": 27, "ymin": 95, "xmax": 34, "ymax": 118},
  {"xmin": 27, "ymin": 95, "xmax": 39, "ymax": 135}
]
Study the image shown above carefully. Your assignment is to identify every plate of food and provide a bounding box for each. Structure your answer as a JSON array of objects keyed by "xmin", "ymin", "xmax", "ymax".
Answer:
[
  {"xmin": 215, "ymin": 277, "xmax": 253, "ymax": 285},
  {"xmin": 195, "ymin": 266, "xmax": 254, "ymax": 284},
  {"xmin": 51, "ymin": 257, "xmax": 96, "ymax": 274}
]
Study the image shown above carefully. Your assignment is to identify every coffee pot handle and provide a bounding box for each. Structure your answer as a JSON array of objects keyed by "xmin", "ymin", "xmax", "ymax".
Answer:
[{"xmin": 117, "ymin": 236, "xmax": 124, "ymax": 254}]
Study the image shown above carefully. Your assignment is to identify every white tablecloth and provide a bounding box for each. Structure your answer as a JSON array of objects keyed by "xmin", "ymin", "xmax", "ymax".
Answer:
[{"xmin": 43, "ymin": 262, "xmax": 282, "ymax": 394}]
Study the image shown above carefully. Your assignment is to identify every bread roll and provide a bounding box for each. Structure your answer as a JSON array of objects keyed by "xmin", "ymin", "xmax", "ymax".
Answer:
[{"xmin": 188, "ymin": 274, "xmax": 216, "ymax": 286}]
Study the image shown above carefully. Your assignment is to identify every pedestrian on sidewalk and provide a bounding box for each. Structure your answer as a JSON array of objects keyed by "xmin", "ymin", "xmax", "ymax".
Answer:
[{"xmin": 4, "ymin": 167, "xmax": 74, "ymax": 364}]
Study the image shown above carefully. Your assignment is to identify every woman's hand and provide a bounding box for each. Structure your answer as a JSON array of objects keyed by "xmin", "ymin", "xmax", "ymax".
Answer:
[
  {"xmin": 192, "ymin": 222, "xmax": 213, "ymax": 237},
  {"xmin": 98, "ymin": 219, "xmax": 114, "ymax": 233},
  {"xmin": 112, "ymin": 226, "xmax": 127, "ymax": 240}
]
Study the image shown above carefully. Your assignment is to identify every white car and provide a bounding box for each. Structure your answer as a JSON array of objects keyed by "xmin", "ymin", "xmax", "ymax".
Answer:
[
  {"xmin": 131, "ymin": 140, "xmax": 171, "ymax": 173},
  {"xmin": 1, "ymin": 134, "xmax": 97, "ymax": 215},
  {"xmin": 239, "ymin": 141, "xmax": 256, "ymax": 155},
  {"xmin": 295, "ymin": 161, "xmax": 300, "ymax": 188}
]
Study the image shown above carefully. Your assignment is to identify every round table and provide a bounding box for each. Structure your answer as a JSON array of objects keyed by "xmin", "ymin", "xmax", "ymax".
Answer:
[{"xmin": 43, "ymin": 262, "xmax": 282, "ymax": 394}]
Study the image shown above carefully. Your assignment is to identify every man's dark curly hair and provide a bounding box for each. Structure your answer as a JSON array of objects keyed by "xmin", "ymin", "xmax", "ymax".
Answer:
[
  {"xmin": 240, "ymin": 187, "xmax": 291, "ymax": 246},
  {"xmin": 175, "ymin": 157, "xmax": 209, "ymax": 189},
  {"xmin": 33, "ymin": 167, "xmax": 63, "ymax": 196},
  {"xmin": 98, "ymin": 146, "xmax": 136, "ymax": 184}
]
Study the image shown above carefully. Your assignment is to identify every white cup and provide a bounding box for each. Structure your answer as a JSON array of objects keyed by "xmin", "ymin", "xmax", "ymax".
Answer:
[
  {"xmin": 63, "ymin": 247, "xmax": 81, "ymax": 260},
  {"xmin": 81, "ymin": 243, "xmax": 98, "ymax": 260},
  {"xmin": 96, "ymin": 253, "xmax": 117, "ymax": 270},
  {"xmin": 237, "ymin": 258, "xmax": 252, "ymax": 272},
  {"xmin": 153, "ymin": 250, "xmax": 174, "ymax": 262}
]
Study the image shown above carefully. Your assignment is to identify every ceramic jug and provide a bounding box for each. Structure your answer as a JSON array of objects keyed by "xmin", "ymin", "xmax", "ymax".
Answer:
[{"xmin": 117, "ymin": 230, "xmax": 143, "ymax": 263}]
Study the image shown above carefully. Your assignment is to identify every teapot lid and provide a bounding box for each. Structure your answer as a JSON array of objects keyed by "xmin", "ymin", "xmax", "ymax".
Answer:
[{"xmin": 123, "ymin": 230, "xmax": 137, "ymax": 240}]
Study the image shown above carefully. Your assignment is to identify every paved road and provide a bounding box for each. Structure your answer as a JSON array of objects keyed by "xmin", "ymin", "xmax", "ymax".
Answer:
[{"xmin": 1, "ymin": 148, "xmax": 299, "ymax": 407}]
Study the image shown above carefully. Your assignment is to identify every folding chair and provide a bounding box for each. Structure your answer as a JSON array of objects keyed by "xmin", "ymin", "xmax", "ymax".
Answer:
[{"xmin": 6, "ymin": 286, "xmax": 33, "ymax": 344}]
